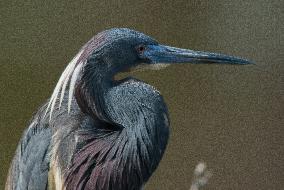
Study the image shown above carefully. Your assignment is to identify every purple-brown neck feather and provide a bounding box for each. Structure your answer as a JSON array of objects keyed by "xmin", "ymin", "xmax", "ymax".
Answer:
[{"xmin": 64, "ymin": 128, "xmax": 148, "ymax": 190}]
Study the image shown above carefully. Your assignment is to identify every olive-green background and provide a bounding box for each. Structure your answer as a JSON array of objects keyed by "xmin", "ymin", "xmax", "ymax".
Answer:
[{"xmin": 0, "ymin": 0, "xmax": 283, "ymax": 189}]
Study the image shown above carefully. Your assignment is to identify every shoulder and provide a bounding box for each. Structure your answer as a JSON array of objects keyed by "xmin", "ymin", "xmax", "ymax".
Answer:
[
  {"xmin": 115, "ymin": 77, "xmax": 161, "ymax": 98},
  {"xmin": 107, "ymin": 78, "xmax": 167, "ymax": 113}
]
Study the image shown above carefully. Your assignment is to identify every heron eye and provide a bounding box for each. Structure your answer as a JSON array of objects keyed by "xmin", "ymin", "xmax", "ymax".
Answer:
[{"xmin": 137, "ymin": 45, "xmax": 146, "ymax": 53}]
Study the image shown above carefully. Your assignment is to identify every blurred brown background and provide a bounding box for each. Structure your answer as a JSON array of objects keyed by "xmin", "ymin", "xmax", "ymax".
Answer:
[{"xmin": 0, "ymin": 0, "xmax": 283, "ymax": 189}]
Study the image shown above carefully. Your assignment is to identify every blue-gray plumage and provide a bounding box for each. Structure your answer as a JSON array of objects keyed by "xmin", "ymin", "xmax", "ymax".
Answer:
[{"xmin": 5, "ymin": 28, "xmax": 252, "ymax": 190}]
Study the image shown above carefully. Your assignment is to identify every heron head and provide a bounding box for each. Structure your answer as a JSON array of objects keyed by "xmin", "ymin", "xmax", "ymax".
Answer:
[
  {"xmin": 87, "ymin": 28, "xmax": 252, "ymax": 75},
  {"xmin": 87, "ymin": 28, "xmax": 158, "ymax": 74}
]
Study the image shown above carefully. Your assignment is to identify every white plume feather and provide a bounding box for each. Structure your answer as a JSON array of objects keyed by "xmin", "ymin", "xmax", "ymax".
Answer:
[
  {"xmin": 45, "ymin": 49, "xmax": 84, "ymax": 120},
  {"xmin": 68, "ymin": 62, "xmax": 84, "ymax": 113}
]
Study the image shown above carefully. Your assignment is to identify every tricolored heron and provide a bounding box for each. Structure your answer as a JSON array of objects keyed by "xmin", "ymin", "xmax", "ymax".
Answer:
[{"xmin": 5, "ymin": 28, "xmax": 252, "ymax": 190}]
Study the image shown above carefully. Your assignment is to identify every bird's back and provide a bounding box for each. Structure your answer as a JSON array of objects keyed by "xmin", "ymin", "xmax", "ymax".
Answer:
[
  {"xmin": 5, "ymin": 91, "xmax": 86, "ymax": 190},
  {"xmin": 5, "ymin": 105, "xmax": 52, "ymax": 190}
]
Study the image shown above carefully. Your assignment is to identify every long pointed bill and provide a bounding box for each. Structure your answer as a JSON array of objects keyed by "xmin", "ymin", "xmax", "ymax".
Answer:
[{"xmin": 143, "ymin": 45, "xmax": 253, "ymax": 65}]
